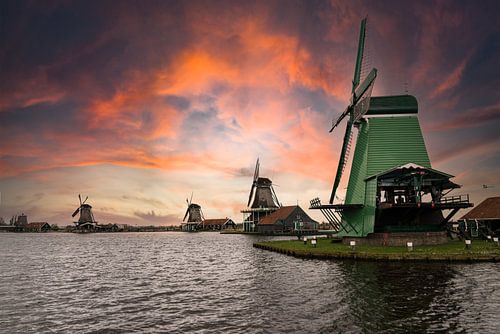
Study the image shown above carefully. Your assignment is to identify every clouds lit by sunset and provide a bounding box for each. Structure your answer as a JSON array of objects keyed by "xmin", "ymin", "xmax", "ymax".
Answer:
[{"xmin": 1, "ymin": 0, "xmax": 498, "ymax": 225}]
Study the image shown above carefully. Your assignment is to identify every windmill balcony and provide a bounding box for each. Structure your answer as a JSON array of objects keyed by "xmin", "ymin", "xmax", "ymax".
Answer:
[{"xmin": 437, "ymin": 194, "xmax": 470, "ymax": 204}]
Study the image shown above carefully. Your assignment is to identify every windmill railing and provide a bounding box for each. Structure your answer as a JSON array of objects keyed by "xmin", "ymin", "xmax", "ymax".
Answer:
[{"xmin": 437, "ymin": 194, "xmax": 470, "ymax": 204}]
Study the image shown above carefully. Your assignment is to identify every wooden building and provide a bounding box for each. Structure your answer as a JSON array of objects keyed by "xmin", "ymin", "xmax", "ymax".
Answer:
[
  {"xmin": 200, "ymin": 218, "xmax": 236, "ymax": 231},
  {"xmin": 24, "ymin": 222, "xmax": 51, "ymax": 232},
  {"xmin": 256, "ymin": 205, "xmax": 318, "ymax": 234},
  {"xmin": 460, "ymin": 197, "xmax": 500, "ymax": 237},
  {"xmin": 96, "ymin": 223, "xmax": 119, "ymax": 232}
]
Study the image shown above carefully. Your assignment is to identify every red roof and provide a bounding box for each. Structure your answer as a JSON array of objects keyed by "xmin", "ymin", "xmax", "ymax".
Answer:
[
  {"xmin": 258, "ymin": 206, "xmax": 296, "ymax": 225},
  {"xmin": 461, "ymin": 197, "xmax": 500, "ymax": 220},
  {"xmin": 203, "ymin": 218, "xmax": 231, "ymax": 226}
]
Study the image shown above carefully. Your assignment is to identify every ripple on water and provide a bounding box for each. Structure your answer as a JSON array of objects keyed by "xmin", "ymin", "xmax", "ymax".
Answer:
[{"xmin": 0, "ymin": 233, "xmax": 499, "ymax": 334}]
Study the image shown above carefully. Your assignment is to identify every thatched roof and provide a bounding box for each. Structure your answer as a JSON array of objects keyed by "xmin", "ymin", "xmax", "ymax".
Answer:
[{"xmin": 461, "ymin": 197, "xmax": 500, "ymax": 220}]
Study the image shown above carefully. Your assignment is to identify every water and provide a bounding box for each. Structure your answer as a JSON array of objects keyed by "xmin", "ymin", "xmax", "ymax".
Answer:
[{"xmin": 0, "ymin": 233, "xmax": 499, "ymax": 333}]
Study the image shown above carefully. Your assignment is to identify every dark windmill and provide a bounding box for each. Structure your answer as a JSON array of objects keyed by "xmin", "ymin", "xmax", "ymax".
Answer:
[
  {"xmin": 72, "ymin": 194, "xmax": 97, "ymax": 232},
  {"xmin": 310, "ymin": 18, "xmax": 472, "ymax": 244},
  {"xmin": 181, "ymin": 194, "xmax": 204, "ymax": 232},
  {"xmin": 241, "ymin": 158, "xmax": 281, "ymax": 232}
]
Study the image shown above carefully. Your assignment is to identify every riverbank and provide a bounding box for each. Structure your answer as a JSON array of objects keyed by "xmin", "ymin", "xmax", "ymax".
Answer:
[{"xmin": 253, "ymin": 239, "xmax": 500, "ymax": 262}]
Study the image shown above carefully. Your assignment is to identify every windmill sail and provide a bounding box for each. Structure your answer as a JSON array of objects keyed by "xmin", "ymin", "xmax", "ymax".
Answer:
[
  {"xmin": 329, "ymin": 17, "xmax": 377, "ymax": 204},
  {"xmin": 329, "ymin": 121, "xmax": 354, "ymax": 203}
]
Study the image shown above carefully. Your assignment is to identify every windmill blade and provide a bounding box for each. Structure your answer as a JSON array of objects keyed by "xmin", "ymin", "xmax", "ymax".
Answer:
[
  {"xmin": 183, "ymin": 207, "xmax": 189, "ymax": 222},
  {"xmin": 330, "ymin": 106, "xmax": 350, "ymax": 132},
  {"xmin": 247, "ymin": 184, "xmax": 256, "ymax": 207},
  {"xmin": 352, "ymin": 17, "xmax": 367, "ymax": 93},
  {"xmin": 78, "ymin": 194, "xmax": 82, "ymax": 205},
  {"xmin": 82, "ymin": 196, "xmax": 88, "ymax": 204},
  {"xmin": 353, "ymin": 68, "xmax": 377, "ymax": 106},
  {"xmin": 72, "ymin": 208, "xmax": 80, "ymax": 217},
  {"xmin": 189, "ymin": 192, "xmax": 193, "ymax": 205},
  {"xmin": 329, "ymin": 121, "xmax": 354, "ymax": 204},
  {"xmin": 253, "ymin": 158, "xmax": 260, "ymax": 182},
  {"xmin": 270, "ymin": 185, "xmax": 281, "ymax": 207}
]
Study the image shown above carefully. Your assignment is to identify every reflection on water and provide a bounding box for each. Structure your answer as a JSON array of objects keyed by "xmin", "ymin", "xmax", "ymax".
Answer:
[{"xmin": 0, "ymin": 233, "xmax": 499, "ymax": 333}]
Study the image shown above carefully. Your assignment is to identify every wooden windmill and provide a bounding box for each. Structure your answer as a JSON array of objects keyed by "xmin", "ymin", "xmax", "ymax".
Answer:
[
  {"xmin": 247, "ymin": 158, "xmax": 281, "ymax": 209},
  {"xmin": 310, "ymin": 18, "xmax": 472, "ymax": 240},
  {"xmin": 181, "ymin": 193, "xmax": 204, "ymax": 232},
  {"xmin": 241, "ymin": 159, "xmax": 281, "ymax": 232},
  {"xmin": 72, "ymin": 194, "xmax": 97, "ymax": 232}
]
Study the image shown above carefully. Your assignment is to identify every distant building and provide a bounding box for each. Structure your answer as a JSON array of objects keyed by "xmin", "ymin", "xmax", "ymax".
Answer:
[
  {"xmin": 24, "ymin": 222, "xmax": 51, "ymax": 232},
  {"xmin": 96, "ymin": 223, "xmax": 119, "ymax": 232},
  {"xmin": 13, "ymin": 214, "xmax": 28, "ymax": 227},
  {"xmin": 460, "ymin": 197, "xmax": 500, "ymax": 236},
  {"xmin": 200, "ymin": 218, "xmax": 236, "ymax": 231},
  {"xmin": 256, "ymin": 205, "xmax": 318, "ymax": 234}
]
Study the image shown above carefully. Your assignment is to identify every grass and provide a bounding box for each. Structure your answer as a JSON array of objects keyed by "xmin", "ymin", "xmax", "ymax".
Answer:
[{"xmin": 253, "ymin": 239, "xmax": 500, "ymax": 262}]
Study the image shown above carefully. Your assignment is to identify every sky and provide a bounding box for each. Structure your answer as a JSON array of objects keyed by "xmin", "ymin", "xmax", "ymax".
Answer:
[{"xmin": 0, "ymin": 0, "xmax": 499, "ymax": 226}]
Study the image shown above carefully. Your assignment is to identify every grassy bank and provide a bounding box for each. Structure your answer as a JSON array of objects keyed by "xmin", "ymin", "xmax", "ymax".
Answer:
[{"xmin": 253, "ymin": 239, "xmax": 500, "ymax": 262}]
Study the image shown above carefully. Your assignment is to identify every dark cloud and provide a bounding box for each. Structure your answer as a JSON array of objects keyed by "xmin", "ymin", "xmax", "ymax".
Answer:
[
  {"xmin": 133, "ymin": 210, "xmax": 179, "ymax": 225},
  {"xmin": 164, "ymin": 95, "xmax": 191, "ymax": 111},
  {"xmin": 122, "ymin": 195, "xmax": 166, "ymax": 208},
  {"xmin": 428, "ymin": 103, "xmax": 500, "ymax": 131}
]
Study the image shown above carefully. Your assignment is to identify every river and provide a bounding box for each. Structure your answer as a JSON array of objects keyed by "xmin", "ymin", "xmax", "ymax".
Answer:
[{"xmin": 0, "ymin": 232, "xmax": 499, "ymax": 333}]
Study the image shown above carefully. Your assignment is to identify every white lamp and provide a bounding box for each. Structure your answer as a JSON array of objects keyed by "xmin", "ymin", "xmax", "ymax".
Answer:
[{"xmin": 407, "ymin": 241, "xmax": 413, "ymax": 251}]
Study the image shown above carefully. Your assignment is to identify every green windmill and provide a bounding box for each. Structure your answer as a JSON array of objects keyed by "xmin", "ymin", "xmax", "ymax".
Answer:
[{"xmin": 310, "ymin": 18, "xmax": 472, "ymax": 239}]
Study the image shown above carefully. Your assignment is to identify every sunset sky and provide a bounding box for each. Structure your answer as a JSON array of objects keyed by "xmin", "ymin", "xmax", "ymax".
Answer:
[{"xmin": 1, "ymin": 0, "xmax": 498, "ymax": 226}]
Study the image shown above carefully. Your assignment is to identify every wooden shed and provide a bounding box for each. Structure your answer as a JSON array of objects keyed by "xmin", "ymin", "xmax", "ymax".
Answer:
[{"xmin": 460, "ymin": 197, "xmax": 500, "ymax": 235}]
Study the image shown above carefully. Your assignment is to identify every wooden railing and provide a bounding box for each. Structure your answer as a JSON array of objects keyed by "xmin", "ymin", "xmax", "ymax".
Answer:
[{"xmin": 438, "ymin": 194, "xmax": 469, "ymax": 204}]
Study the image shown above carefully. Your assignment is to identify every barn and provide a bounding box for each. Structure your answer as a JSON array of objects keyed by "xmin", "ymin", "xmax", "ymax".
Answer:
[
  {"xmin": 460, "ymin": 197, "xmax": 500, "ymax": 236},
  {"xmin": 24, "ymin": 222, "xmax": 51, "ymax": 232},
  {"xmin": 256, "ymin": 205, "xmax": 318, "ymax": 234},
  {"xmin": 201, "ymin": 218, "xmax": 236, "ymax": 231}
]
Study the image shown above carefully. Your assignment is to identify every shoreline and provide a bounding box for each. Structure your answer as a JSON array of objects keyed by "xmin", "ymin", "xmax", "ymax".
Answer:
[{"xmin": 253, "ymin": 239, "xmax": 500, "ymax": 262}]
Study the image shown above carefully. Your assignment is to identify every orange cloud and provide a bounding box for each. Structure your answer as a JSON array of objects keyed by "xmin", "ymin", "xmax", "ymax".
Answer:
[{"xmin": 430, "ymin": 59, "xmax": 467, "ymax": 98}]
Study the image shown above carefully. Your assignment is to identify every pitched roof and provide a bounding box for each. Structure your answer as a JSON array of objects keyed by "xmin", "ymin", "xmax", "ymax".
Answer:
[
  {"xmin": 258, "ymin": 206, "xmax": 297, "ymax": 225},
  {"xmin": 26, "ymin": 222, "xmax": 49, "ymax": 228},
  {"xmin": 461, "ymin": 197, "xmax": 500, "ymax": 220},
  {"xmin": 202, "ymin": 218, "xmax": 231, "ymax": 226},
  {"xmin": 365, "ymin": 163, "xmax": 454, "ymax": 181}
]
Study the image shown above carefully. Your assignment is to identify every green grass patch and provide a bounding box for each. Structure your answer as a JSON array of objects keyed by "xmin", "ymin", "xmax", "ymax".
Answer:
[{"xmin": 253, "ymin": 239, "xmax": 500, "ymax": 262}]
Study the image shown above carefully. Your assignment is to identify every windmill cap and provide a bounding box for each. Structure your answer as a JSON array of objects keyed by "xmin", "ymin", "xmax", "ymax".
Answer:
[
  {"xmin": 366, "ymin": 95, "xmax": 418, "ymax": 115},
  {"xmin": 257, "ymin": 177, "xmax": 273, "ymax": 184}
]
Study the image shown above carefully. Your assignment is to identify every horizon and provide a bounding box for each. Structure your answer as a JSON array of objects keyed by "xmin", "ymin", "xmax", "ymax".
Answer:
[{"xmin": 1, "ymin": 0, "xmax": 499, "ymax": 226}]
